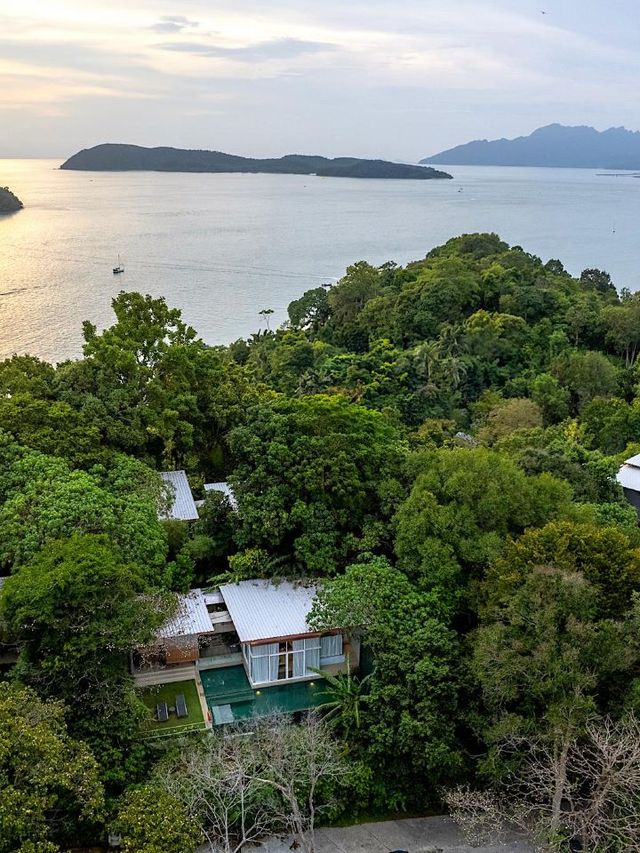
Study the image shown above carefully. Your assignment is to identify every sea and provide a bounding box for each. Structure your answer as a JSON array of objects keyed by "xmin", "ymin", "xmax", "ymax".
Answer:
[{"xmin": 0, "ymin": 158, "xmax": 638, "ymax": 364}]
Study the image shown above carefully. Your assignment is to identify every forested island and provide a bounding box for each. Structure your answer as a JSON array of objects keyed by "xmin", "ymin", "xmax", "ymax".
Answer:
[
  {"xmin": 3, "ymin": 233, "xmax": 640, "ymax": 851},
  {"xmin": 60, "ymin": 143, "xmax": 452, "ymax": 179},
  {"xmin": 422, "ymin": 123, "xmax": 640, "ymax": 169},
  {"xmin": 0, "ymin": 186, "xmax": 23, "ymax": 213}
]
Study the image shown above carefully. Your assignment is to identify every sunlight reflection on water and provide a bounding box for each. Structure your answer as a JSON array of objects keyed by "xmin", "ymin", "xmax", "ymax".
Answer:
[{"xmin": 0, "ymin": 159, "xmax": 637, "ymax": 362}]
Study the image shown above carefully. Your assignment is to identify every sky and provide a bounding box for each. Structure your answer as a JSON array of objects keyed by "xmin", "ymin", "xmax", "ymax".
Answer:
[{"xmin": 2, "ymin": 0, "xmax": 640, "ymax": 161}]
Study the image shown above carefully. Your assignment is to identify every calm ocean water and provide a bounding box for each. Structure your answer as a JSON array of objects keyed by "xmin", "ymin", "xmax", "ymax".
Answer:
[{"xmin": 0, "ymin": 159, "xmax": 638, "ymax": 363}]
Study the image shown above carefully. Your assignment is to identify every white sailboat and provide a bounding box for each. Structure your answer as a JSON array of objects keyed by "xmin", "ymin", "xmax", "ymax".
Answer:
[{"xmin": 112, "ymin": 254, "xmax": 125, "ymax": 275}]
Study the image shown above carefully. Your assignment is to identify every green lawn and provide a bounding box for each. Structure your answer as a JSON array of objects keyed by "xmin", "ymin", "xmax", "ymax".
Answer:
[{"xmin": 140, "ymin": 679, "xmax": 205, "ymax": 734}]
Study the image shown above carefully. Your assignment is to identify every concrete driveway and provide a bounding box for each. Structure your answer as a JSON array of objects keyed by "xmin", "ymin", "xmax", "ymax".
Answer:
[{"xmin": 199, "ymin": 814, "xmax": 534, "ymax": 853}]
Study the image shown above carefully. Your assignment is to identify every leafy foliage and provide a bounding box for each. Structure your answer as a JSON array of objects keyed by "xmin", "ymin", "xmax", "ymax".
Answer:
[
  {"xmin": 1, "ymin": 535, "xmax": 174, "ymax": 788},
  {"xmin": 230, "ymin": 395, "xmax": 406, "ymax": 573},
  {"xmin": 115, "ymin": 785, "xmax": 201, "ymax": 853},
  {"xmin": 0, "ymin": 683, "xmax": 104, "ymax": 853},
  {"xmin": 3, "ymin": 233, "xmax": 640, "ymax": 845},
  {"xmin": 311, "ymin": 558, "xmax": 463, "ymax": 809}
]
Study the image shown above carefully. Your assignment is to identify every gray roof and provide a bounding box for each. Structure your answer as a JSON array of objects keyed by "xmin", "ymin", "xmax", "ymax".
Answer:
[
  {"xmin": 156, "ymin": 588, "xmax": 213, "ymax": 638},
  {"xmin": 159, "ymin": 470, "xmax": 199, "ymax": 521},
  {"xmin": 204, "ymin": 481, "xmax": 238, "ymax": 510},
  {"xmin": 616, "ymin": 453, "xmax": 640, "ymax": 492},
  {"xmin": 219, "ymin": 579, "xmax": 318, "ymax": 643},
  {"xmin": 617, "ymin": 463, "xmax": 640, "ymax": 492}
]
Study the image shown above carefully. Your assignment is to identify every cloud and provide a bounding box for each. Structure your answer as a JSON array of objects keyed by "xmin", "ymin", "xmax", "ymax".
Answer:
[
  {"xmin": 150, "ymin": 15, "xmax": 198, "ymax": 34},
  {"xmin": 2, "ymin": 0, "xmax": 640, "ymax": 159},
  {"xmin": 157, "ymin": 37, "xmax": 337, "ymax": 62}
]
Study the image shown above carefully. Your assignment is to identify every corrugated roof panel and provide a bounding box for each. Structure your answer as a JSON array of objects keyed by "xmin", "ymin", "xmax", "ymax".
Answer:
[
  {"xmin": 617, "ymin": 464, "xmax": 640, "ymax": 491},
  {"xmin": 159, "ymin": 470, "xmax": 199, "ymax": 520},
  {"xmin": 219, "ymin": 579, "xmax": 318, "ymax": 643},
  {"xmin": 203, "ymin": 481, "xmax": 238, "ymax": 510},
  {"xmin": 156, "ymin": 588, "xmax": 213, "ymax": 638},
  {"xmin": 624, "ymin": 453, "xmax": 640, "ymax": 469}
]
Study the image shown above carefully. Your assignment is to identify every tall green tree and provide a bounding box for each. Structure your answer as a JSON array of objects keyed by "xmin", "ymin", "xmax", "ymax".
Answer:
[
  {"xmin": 230, "ymin": 395, "xmax": 406, "ymax": 573},
  {"xmin": 471, "ymin": 523, "xmax": 640, "ymax": 786},
  {"xmin": 1, "ymin": 535, "xmax": 173, "ymax": 787},
  {"xmin": 311, "ymin": 558, "xmax": 463, "ymax": 809},
  {"xmin": 0, "ymin": 435, "xmax": 166, "ymax": 572},
  {"xmin": 56, "ymin": 292, "xmax": 255, "ymax": 470},
  {"xmin": 394, "ymin": 447, "xmax": 572, "ymax": 597},
  {"xmin": 0, "ymin": 682, "xmax": 104, "ymax": 853}
]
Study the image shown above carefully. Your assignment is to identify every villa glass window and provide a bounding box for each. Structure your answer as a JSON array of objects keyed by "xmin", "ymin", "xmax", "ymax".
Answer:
[
  {"xmin": 320, "ymin": 633, "xmax": 343, "ymax": 663},
  {"xmin": 246, "ymin": 636, "xmax": 326, "ymax": 684},
  {"xmin": 249, "ymin": 642, "xmax": 278, "ymax": 683}
]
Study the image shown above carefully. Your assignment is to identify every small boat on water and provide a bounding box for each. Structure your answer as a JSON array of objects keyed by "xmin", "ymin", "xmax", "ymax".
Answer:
[{"xmin": 113, "ymin": 254, "xmax": 125, "ymax": 275}]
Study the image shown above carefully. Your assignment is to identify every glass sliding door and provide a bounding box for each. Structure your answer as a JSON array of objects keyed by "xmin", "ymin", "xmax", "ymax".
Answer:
[
  {"xmin": 304, "ymin": 637, "xmax": 321, "ymax": 674},
  {"xmin": 248, "ymin": 642, "xmax": 279, "ymax": 684},
  {"xmin": 246, "ymin": 636, "xmax": 326, "ymax": 685},
  {"xmin": 320, "ymin": 633, "xmax": 343, "ymax": 664}
]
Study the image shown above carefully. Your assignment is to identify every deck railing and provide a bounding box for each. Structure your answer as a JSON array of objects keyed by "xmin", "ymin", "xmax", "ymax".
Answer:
[{"xmin": 142, "ymin": 720, "xmax": 207, "ymax": 739}]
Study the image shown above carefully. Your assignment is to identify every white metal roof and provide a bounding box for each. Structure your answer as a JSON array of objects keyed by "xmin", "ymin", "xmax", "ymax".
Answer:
[
  {"xmin": 203, "ymin": 481, "xmax": 238, "ymax": 510},
  {"xmin": 156, "ymin": 588, "xmax": 213, "ymax": 638},
  {"xmin": 617, "ymin": 464, "xmax": 640, "ymax": 492},
  {"xmin": 623, "ymin": 453, "xmax": 640, "ymax": 468},
  {"xmin": 159, "ymin": 470, "xmax": 199, "ymax": 521},
  {"xmin": 219, "ymin": 579, "xmax": 318, "ymax": 643}
]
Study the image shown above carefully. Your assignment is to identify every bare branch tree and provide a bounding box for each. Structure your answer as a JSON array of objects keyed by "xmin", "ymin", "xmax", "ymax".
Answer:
[
  {"xmin": 567, "ymin": 715, "xmax": 640, "ymax": 852},
  {"xmin": 244, "ymin": 713, "xmax": 347, "ymax": 853},
  {"xmin": 443, "ymin": 786, "xmax": 508, "ymax": 847},
  {"xmin": 159, "ymin": 732, "xmax": 279, "ymax": 853},
  {"xmin": 157, "ymin": 714, "xmax": 345, "ymax": 853},
  {"xmin": 445, "ymin": 715, "xmax": 640, "ymax": 853}
]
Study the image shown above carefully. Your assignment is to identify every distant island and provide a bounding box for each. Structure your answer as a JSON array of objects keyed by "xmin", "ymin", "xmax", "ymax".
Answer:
[
  {"xmin": 421, "ymin": 123, "xmax": 640, "ymax": 169},
  {"xmin": 60, "ymin": 144, "xmax": 452, "ymax": 180},
  {"xmin": 0, "ymin": 186, "xmax": 23, "ymax": 213}
]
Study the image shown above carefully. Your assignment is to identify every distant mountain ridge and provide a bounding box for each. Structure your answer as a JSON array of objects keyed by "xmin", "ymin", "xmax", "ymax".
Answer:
[
  {"xmin": 61, "ymin": 144, "xmax": 452, "ymax": 180},
  {"xmin": 421, "ymin": 124, "xmax": 640, "ymax": 169}
]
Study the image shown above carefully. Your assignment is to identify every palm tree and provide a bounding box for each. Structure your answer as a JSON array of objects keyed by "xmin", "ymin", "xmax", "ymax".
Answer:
[
  {"xmin": 313, "ymin": 661, "xmax": 374, "ymax": 739},
  {"xmin": 258, "ymin": 307, "xmax": 274, "ymax": 331},
  {"xmin": 440, "ymin": 355, "xmax": 468, "ymax": 389},
  {"xmin": 413, "ymin": 340, "xmax": 441, "ymax": 397}
]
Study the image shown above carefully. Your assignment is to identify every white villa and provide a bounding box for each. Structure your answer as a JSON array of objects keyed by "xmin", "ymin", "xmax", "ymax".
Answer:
[{"xmin": 134, "ymin": 579, "xmax": 359, "ymax": 727}]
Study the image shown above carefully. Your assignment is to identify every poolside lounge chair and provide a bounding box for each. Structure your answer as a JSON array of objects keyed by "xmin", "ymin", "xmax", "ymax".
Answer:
[
  {"xmin": 156, "ymin": 701, "xmax": 169, "ymax": 722},
  {"xmin": 175, "ymin": 693, "xmax": 188, "ymax": 718}
]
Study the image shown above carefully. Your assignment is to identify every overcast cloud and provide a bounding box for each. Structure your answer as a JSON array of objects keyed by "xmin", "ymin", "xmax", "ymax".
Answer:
[{"xmin": 1, "ymin": 0, "xmax": 640, "ymax": 159}]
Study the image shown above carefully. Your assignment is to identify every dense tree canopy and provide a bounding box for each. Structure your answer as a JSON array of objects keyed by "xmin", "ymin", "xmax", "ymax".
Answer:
[
  {"xmin": 229, "ymin": 394, "xmax": 406, "ymax": 573},
  {"xmin": 115, "ymin": 785, "xmax": 200, "ymax": 853},
  {"xmin": 311, "ymin": 558, "xmax": 463, "ymax": 809},
  {"xmin": 1, "ymin": 535, "xmax": 173, "ymax": 788},
  {"xmin": 0, "ymin": 682, "xmax": 104, "ymax": 853},
  {"xmin": 0, "ymin": 435, "xmax": 167, "ymax": 572},
  {"xmin": 394, "ymin": 447, "xmax": 572, "ymax": 600},
  {"xmin": 2, "ymin": 233, "xmax": 640, "ymax": 847}
]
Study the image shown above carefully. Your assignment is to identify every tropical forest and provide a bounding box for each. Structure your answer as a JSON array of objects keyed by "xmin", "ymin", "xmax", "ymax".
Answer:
[{"xmin": 2, "ymin": 232, "xmax": 640, "ymax": 852}]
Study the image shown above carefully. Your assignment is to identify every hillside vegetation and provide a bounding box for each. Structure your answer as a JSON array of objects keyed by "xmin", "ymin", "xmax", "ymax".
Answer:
[
  {"xmin": 2, "ymin": 234, "xmax": 640, "ymax": 850},
  {"xmin": 61, "ymin": 143, "xmax": 452, "ymax": 179}
]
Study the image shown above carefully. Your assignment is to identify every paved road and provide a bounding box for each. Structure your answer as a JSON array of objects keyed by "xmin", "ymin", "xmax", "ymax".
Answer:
[{"xmin": 199, "ymin": 815, "xmax": 534, "ymax": 853}]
